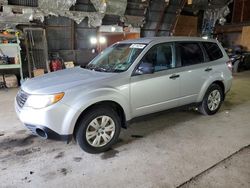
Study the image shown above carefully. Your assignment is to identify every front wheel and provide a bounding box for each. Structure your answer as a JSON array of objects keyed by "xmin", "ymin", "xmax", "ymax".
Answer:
[
  {"xmin": 76, "ymin": 107, "xmax": 121, "ymax": 154},
  {"xmin": 198, "ymin": 84, "xmax": 223, "ymax": 115}
]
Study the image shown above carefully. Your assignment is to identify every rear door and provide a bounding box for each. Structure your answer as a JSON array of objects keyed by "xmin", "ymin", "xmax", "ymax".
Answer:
[{"xmin": 176, "ymin": 42, "xmax": 211, "ymax": 105}]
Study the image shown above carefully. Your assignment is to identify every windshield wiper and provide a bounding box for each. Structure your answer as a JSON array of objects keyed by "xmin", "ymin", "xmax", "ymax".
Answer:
[
  {"xmin": 85, "ymin": 64, "xmax": 123, "ymax": 73},
  {"xmin": 84, "ymin": 64, "xmax": 108, "ymax": 72},
  {"xmin": 84, "ymin": 64, "xmax": 94, "ymax": 69}
]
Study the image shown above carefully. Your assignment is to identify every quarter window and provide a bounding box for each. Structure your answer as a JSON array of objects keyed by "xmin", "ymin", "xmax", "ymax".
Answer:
[
  {"xmin": 177, "ymin": 42, "xmax": 205, "ymax": 66},
  {"xmin": 202, "ymin": 42, "xmax": 223, "ymax": 61}
]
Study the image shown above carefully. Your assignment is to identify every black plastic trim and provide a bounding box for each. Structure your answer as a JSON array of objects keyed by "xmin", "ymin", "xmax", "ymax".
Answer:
[
  {"xmin": 126, "ymin": 102, "xmax": 201, "ymax": 127},
  {"xmin": 24, "ymin": 124, "xmax": 72, "ymax": 143}
]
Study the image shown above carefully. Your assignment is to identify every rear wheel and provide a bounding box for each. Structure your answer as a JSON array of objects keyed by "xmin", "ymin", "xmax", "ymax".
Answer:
[
  {"xmin": 198, "ymin": 84, "xmax": 223, "ymax": 115},
  {"xmin": 76, "ymin": 107, "xmax": 121, "ymax": 153}
]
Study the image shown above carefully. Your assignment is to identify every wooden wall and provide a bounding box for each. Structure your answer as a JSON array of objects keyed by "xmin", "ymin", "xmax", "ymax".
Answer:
[
  {"xmin": 98, "ymin": 33, "xmax": 140, "ymax": 52},
  {"xmin": 219, "ymin": 26, "xmax": 250, "ymax": 50},
  {"xmin": 221, "ymin": 32, "xmax": 242, "ymax": 47},
  {"xmin": 232, "ymin": 0, "xmax": 250, "ymax": 23},
  {"xmin": 174, "ymin": 15, "xmax": 198, "ymax": 36},
  {"xmin": 241, "ymin": 26, "xmax": 250, "ymax": 50},
  {"xmin": 104, "ymin": 33, "xmax": 140, "ymax": 47}
]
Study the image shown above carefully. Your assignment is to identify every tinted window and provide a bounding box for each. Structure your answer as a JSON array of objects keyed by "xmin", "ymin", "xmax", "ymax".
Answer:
[
  {"xmin": 202, "ymin": 42, "xmax": 223, "ymax": 61},
  {"xmin": 141, "ymin": 43, "xmax": 174, "ymax": 72},
  {"xmin": 177, "ymin": 42, "xmax": 204, "ymax": 66}
]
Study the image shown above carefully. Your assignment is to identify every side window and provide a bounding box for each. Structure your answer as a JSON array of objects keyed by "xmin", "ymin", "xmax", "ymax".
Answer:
[
  {"xmin": 177, "ymin": 42, "xmax": 205, "ymax": 66},
  {"xmin": 140, "ymin": 43, "xmax": 174, "ymax": 72},
  {"xmin": 202, "ymin": 42, "xmax": 223, "ymax": 61}
]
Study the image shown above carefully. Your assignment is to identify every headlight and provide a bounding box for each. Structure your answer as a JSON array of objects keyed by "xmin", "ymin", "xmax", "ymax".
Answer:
[{"xmin": 25, "ymin": 92, "xmax": 64, "ymax": 109}]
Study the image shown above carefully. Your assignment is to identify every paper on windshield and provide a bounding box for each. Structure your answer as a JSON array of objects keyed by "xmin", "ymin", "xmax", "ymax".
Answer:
[{"xmin": 129, "ymin": 44, "xmax": 146, "ymax": 49}]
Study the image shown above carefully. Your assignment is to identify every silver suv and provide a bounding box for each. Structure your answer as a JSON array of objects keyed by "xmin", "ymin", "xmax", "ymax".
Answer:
[{"xmin": 15, "ymin": 37, "xmax": 233, "ymax": 153}]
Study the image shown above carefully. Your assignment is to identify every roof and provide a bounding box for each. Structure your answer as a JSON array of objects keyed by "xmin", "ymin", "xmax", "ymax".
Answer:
[{"xmin": 119, "ymin": 36, "xmax": 218, "ymax": 44}]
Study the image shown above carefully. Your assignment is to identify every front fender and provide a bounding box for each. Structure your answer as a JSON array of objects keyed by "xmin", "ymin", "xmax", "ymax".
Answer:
[{"xmin": 64, "ymin": 87, "xmax": 131, "ymax": 134}]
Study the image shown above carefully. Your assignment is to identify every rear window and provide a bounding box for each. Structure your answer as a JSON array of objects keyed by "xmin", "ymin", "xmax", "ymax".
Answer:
[
  {"xmin": 177, "ymin": 42, "xmax": 205, "ymax": 66},
  {"xmin": 202, "ymin": 42, "xmax": 223, "ymax": 61}
]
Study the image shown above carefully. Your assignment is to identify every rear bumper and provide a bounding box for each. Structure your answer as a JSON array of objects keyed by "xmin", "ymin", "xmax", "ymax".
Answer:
[
  {"xmin": 224, "ymin": 75, "xmax": 233, "ymax": 94},
  {"xmin": 25, "ymin": 124, "xmax": 72, "ymax": 142}
]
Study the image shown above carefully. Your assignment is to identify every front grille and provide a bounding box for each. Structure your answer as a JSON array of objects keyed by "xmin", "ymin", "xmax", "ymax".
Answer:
[{"xmin": 16, "ymin": 90, "xmax": 28, "ymax": 108}]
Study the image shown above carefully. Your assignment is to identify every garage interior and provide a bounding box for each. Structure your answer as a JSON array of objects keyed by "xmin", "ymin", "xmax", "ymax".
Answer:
[{"xmin": 0, "ymin": 0, "xmax": 250, "ymax": 187}]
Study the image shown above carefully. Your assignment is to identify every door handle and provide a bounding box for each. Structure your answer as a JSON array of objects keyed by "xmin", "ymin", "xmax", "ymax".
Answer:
[
  {"xmin": 205, "ymin": 67, "xmax": 213, "ymax": 72},
  {"xmin": 169, "ymin": 74, "xmax": 180, "ymax": 79}
]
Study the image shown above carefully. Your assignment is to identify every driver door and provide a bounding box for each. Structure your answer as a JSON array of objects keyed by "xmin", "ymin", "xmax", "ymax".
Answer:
[{"xmin": 130, "ymin": 42, "xmax": 180, "ymax": 117}]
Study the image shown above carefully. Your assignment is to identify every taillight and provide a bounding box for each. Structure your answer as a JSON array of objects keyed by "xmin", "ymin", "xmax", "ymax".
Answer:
[{"xmin": 226, "ymin": 60, "xmax": 233, "ymax": 72}]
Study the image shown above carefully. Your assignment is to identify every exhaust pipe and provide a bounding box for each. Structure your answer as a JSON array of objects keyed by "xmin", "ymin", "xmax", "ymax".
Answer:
[{"xmin": 36, "ymin": 128, "xmax": 48, "ymax": 139}]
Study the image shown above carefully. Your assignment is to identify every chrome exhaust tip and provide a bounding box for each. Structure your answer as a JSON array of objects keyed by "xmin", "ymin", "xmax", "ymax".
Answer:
[{"xmin": 36, "ymin": 128, "xmax": 48, "ymax": 139}]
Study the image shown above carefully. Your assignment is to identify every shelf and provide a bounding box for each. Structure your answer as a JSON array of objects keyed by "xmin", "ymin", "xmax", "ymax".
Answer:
[
  {"xmin": 0, "ymin": 43, "xmax": 20, "ymax": 47},
  {"xmin": 0, "ymin": 35, "xmax": 23, "ymax": 82},
  {"xmin": 0, "ymin": 64, "xmax": 21, "ymax": 69},
  {"xmin": 0, "ymin": 33, "xmax": 16, "ymax": 39}
]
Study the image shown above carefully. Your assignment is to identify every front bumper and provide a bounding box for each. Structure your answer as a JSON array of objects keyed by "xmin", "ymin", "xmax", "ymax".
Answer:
[
  {"xmin": 25, "ymin": 124, "xmax": 72, "ymax": 142},
  {"xmin": 15, "ymin": 97, "xmax": 78, "ymax": 141}
]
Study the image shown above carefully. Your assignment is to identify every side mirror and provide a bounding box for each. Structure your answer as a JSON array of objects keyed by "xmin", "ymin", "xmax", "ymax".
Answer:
[{"xmin": 135, "ymin": 62, "xmax": 154, "ymax": 75}]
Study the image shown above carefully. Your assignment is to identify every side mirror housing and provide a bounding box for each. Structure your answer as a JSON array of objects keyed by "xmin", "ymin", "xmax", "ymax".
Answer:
[{"xmin": 135, "ymin": 62, "xmax": 154, "ymax": 75}]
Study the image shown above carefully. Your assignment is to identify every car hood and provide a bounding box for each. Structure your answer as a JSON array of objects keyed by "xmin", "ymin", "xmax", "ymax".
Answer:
[{"xmin": 21, "ymin": 67, "xmax": 117, "ymax": 94}]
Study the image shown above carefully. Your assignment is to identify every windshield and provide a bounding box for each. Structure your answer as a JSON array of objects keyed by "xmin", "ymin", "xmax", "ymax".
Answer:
[{"xmin": 85, "ymin": 43, "xmax": 146, "ymax": 73}]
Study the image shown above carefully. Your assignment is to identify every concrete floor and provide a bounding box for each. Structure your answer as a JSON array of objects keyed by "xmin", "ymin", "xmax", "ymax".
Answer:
[{"xmin": 0, "ymin": 71, "xmax": 250, "ymax": 188}]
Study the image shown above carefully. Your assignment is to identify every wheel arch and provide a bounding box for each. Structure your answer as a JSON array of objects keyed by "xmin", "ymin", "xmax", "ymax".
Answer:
[
  {"xmin": 73, "ymin": 100, "xmax": 127, "ymax": 140},
  {"xmin": 198, "ymin": 79, "xmax": 225, "ymax": 102},
  {"xmin": 212, "ymin": 80, "xmax": 225, "ymax": 100}
]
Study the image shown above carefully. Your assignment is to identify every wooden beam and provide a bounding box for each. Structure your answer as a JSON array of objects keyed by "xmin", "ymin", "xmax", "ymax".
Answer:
[
  {"xmin": 155, "ymin": 2, "xmax": 169, "ymax": 36},
  {"xmin": 170, "ymin": 0, "xmax": 187, "ymax": 36}
]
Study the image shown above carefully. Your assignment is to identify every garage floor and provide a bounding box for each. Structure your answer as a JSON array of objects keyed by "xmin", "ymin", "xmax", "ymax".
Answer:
[{"xmin": 0, "ymin": 71, "xmax": 250, "ymax": 188}]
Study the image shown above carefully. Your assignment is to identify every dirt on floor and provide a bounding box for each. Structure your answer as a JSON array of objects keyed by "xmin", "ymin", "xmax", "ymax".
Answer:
[{"xmin": 0, "ymin": 71, "xmax": 250, "ymax": 188}]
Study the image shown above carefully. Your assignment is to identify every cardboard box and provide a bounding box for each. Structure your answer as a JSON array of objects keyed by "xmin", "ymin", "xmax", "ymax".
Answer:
[
  {"xmin": 64, "ymin": 61, "xmax": 75, "ymax": 69},
  {"xmin": 33, "ymin": 69, "xmax": 44, "ymax": 77},
  {"xmin": 4, "ymin": 74, "xmax": 18, "ymax": 88}
]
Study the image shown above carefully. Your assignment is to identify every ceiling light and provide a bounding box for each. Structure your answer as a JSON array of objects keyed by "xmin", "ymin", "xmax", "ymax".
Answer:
[
  {"xmin": 99, "ymin": 36, "xmax": 106, "ymax": 44},
  {"xmin": 90, "ymin": 37, "xmax": 97, "ymax": 44}
]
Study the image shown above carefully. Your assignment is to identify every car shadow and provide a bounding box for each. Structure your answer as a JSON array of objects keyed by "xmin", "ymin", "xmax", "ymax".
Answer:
[
  {"xmin": 113, "ymin": 72, "xmax": 250, "ymax": 150},
  {"xmin": 113, "ymin": 107, "xmax": 202, "ymax": 150}
]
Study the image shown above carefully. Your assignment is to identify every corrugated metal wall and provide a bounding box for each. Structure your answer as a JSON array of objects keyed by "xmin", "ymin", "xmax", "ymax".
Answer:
[
  {"xmin": 8, "ymin": 0, "xmax": 38, "ymax": 7},
  {"xmin": 43, "ymin": 0, "xmax": 98, "ymax": 65},
  {"xmin": 4, "ymin": 0, "xmax": 188, "ymax": 65},
  {"xmin": 45, "ymin": 16, "xmax": 97, "ymax": 65},
  {"xmin": 45, "ymin": 17, "xmax": 73, "ymax": 51},
  {"xmin": 142, "ymin": 0, "xmax": 183, "ymax": 36}
]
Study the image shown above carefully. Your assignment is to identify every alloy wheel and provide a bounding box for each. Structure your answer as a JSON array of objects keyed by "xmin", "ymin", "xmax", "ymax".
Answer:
[
  {"xmin": 86, "ymin": 116, "xmax": 116, "ymax": 147},
  {"xmin": 207, "ymin": 89, "xmax": 221, "ymax": 111}
]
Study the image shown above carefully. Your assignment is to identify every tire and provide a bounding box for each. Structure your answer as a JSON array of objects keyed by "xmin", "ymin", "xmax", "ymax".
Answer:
[
  {"xmin": 198, "ymin": 84, "xmax": 223, "ymax": 115},
  {"xmin": 76, "ymin": 107, "xmax": 121, "ymax": 154}
]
